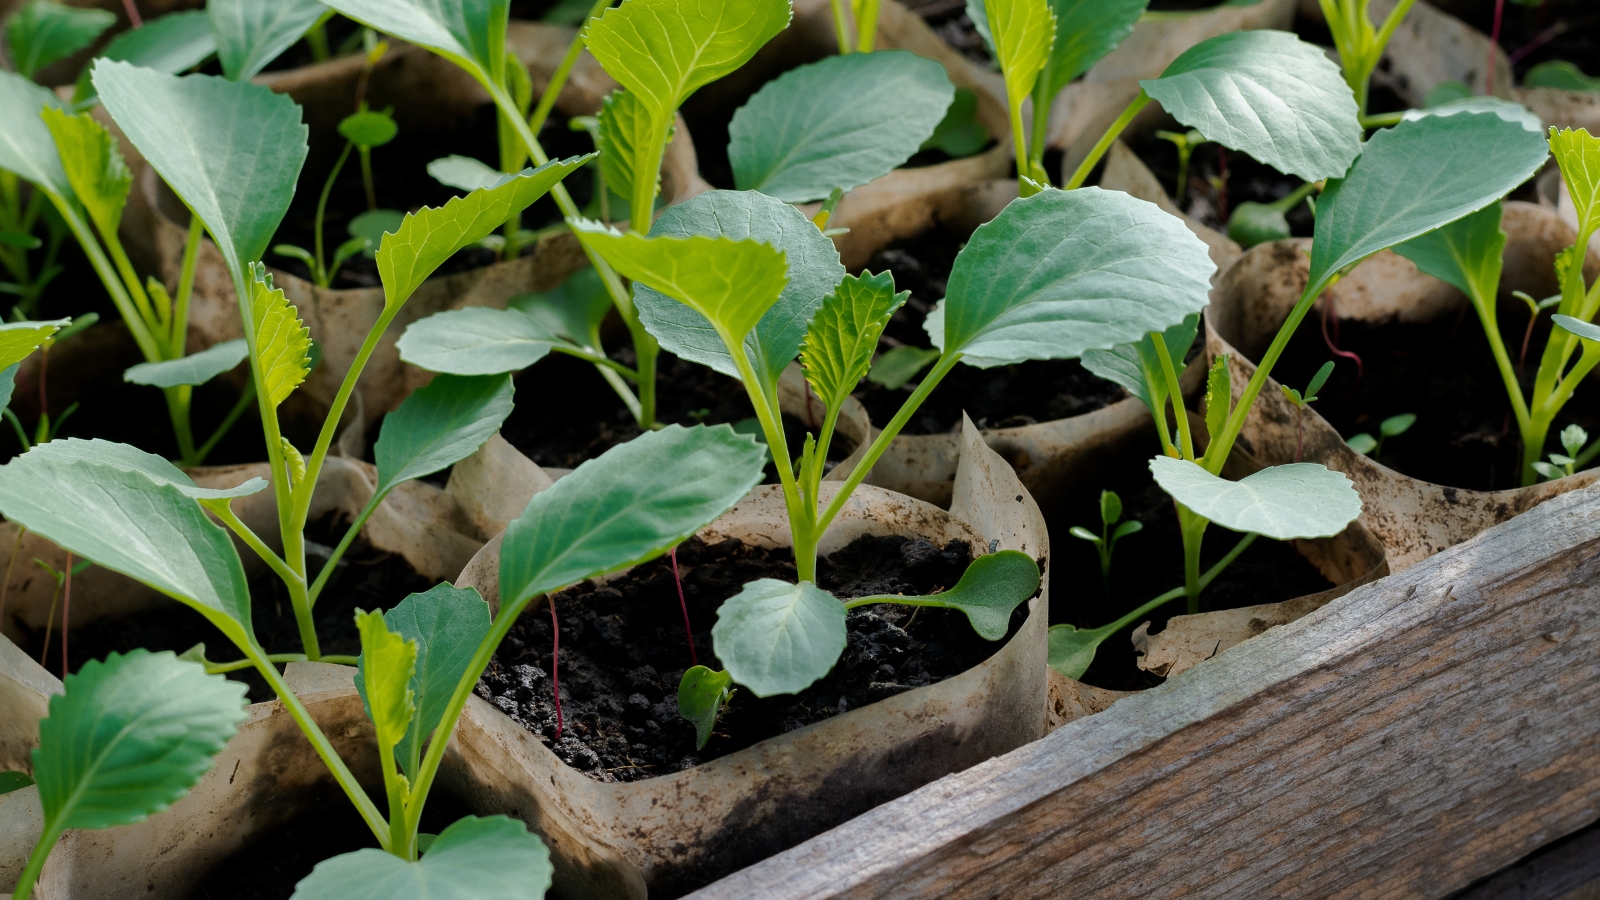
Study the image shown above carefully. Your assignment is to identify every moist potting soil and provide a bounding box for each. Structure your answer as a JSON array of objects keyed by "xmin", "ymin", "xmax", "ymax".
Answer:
[
  {"xmin": 476, "ymin": 533, "xmax": 1034, "ymax": 783},
  {"xmin": 902, "ymin": 0, "xmax": 990, "ymax": 65},
  {"xmin": 16, "ymin": 513, "xmax": 434, "ymax": 702},
  {"xmin": 1047, "ymin": 453, "xmax": 1337, "ymax": 692}
]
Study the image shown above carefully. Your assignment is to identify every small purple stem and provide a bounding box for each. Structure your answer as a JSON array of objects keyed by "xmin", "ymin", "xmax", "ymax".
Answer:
[
  {"xmin": 1321, "ymin": 296, "xmax": 1363, "ymax": 381},
  {"xmin": 1485, "ymin": 0, "xmax": 1505, "ymax": 94},
  {"xmin": 670, "ymin": 548, "xmax": 697, "ymax": 666},
  {"xmin": 120, "ymin": 0, "xmax": 142, "ymax": 27}
]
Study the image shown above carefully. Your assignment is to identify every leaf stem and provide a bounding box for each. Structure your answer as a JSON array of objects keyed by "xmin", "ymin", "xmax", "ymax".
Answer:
[
  {"xmin": 1064, "ymin": 91, "xmax": 1152, "ymax": 190},
  {"xmin": 170, "ymin": 214, "xmax": 203, "ymax": 358},
  {"xmin": 526, "ymin": 0, "xmax": 612, "ymax": 139},
  {"xmin": 856, "ymin": 0, "xmax": 881, "ymax": 52},
  {"xmin": 306, "ymin": 487, "xmax": 389, "ymax": 607},
  {"xmin": 829, "ymin": 0, "xmax": 853, "ymax": 54},
  {"xmin": 191, "ymin": 377, "xmax": 257, "ymax": 465},
  {"xmin": 314, "ymin": 143, "xmax": 355, "ymax": 287},
  {"xmin": 1028, "ymin": 79, "xmax": 1051, "ymax": 176}
]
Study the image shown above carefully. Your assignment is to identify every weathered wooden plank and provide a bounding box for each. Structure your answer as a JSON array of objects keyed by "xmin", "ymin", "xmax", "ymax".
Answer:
[{"xmin": 688, "ymin": 484, "xmax": 1600, "ymax": 900}]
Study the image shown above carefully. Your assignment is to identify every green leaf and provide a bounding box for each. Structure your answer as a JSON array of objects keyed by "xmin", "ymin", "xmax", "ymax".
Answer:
[
  {"xmin": 1424, "ymin": 80, "xmax": 1474, "ymax": 107},
  {"xmin": 1100, "ymin": 489, "xmax": 1122, "ymax": 525},
  {"xmin": 1403, "ymin": 96, "xmax": 1545, "ymax": 133},
  {"xmin": 1047, "ymin": 623, "xmax": 1100, "ymax": 679},
  {"xmin": 0, "ymin": 770, "xmax": 33, "ymax": 795},
  {"xmin": 920, "ymin": 88, "xmax": 988, "ymax": 157},
  {"xmin": 712, "ymin": 579, "xmax": 846, "ymax": 697},
  {"xmin": 34, "ymin": 650, "xmax": 246, "ymax": 833},
  {"xmin": 1203, "ymin": 353, "xmax": 1229, "ymax": 444},
  {"xmin": 365, "ymin": 585, "xmax": 490, "ymax": 777},
  {"xmin": 377, "ymin": 155, "xmax": 589, "ymax": 306},
  {"xmin": 627, "ymin": 189, "xmax": 845, "ymax": 384},
  {"xmin": 354, "ymin": 609, "xmax": 417, "ymax": 758},
  {"xmin": 124, "ymin": 338, "xmax": 248, "ymax": 388},
  {"xmin": 339, "ymin": 109, "xmax": 398, "ymax": 148},
  {"xmin": 1346, "ymin": 433, "xmax": 1376, "ymax": 455},
  {"xmin": 72, "ymin": 11, "xmax": 217, "ymax": 108},
  {"xmin": 427, "ymin": 154, "xmax": 505, "ymax": 192},
  {"xmin": 209, "ymin": 0, "xmax": 329, "ymax": 81},
  {"xmin": 373, "ymin": 373, "xmax": 513, "ymax": 494},
  {"xmin": 1379, "ymin": 412, "xmax": 1415, "ymax": 437},
  {"xmin": 867, "ymin": 345, "xmax": 940, "ymax": 391},
  {"xmin": 291, "ymin": 815, "xmax": 551, "ymax": 900},
  {"xmin": 508, "ymin": 267, "xmax": 611, "ymax": 350},
  {"xmin": 93, "ymin": 61, "xmax": 309, "ymax": 287},
  {"xmin": 1227, "ymin": 201, "xmax": 1292, "ymax": 250},
  {"xmin": 40, "ymin": 107, "xmax": 131, "ymax": 237},
  {"xmin": 0, "ymin": 318, "xmax": 69, "ymax": 369},
  {"xmin": 856, "ymin": 550, "xmax": 1039, "ymax": 640},
  {"xmin": 978, "ymin": 0, "xmax": 1055, "ymax": 119},
  {"xmin": 1308, "ymin": 111, "xmax": 1549, "ymax": 295},
  {"xmin": 677, "ymin": 665, "xmax": 732, "ymax": 750},
  {"xmin": 1149, "ymin": 457, "xmax": 1362, "ymax": 540},
  {"xmin": 1079, "ymin": 314, "xmax": 1198, "ymax": 411},
  {"xmin": 1554, "ymin": 314, "xmax": 1600, "ymax": 344},
  {"xmin": 1141, "ymin": 31, "xmax": 1360, "ymax": 184},
  {"xmin": 583, "ymin": 0, "xmax": 791, "ymax": 126},
  {"xmin": 317, "ymin": 0, "xmax": 510, "ymax": 81},
  {"xmin": 728, "ymin": 51, "xmax": 954, "ymax": 204},
  {"xmin": 0, "ymin": 365, "xmax": 14, "ymax": 418},
  {"xmin": 1525, "ymin": 61, "xmax": 1600, "ymax": 93},
  {"xmin": 349, "ymin": 208, "xmax": 404, "ymax": 257},
  {"xmin": 1040, "ymin": 0, "xmax": 1147, "ymax": 96},
  {"xmin": 928, "ymin": 188, "xmax": 1214, "ymax": 366},
  {"xmin": 1305, "ymin": 360, "xmax": 1334, "ymax": 400},
  {"xmin": 0, "ymin": 70, "xmax": 74, "ymax": 198},
  {"xmin": 249, "ymin": 265, "xmax": 312, "ymax": 408},
  {"xmin": 6, "ymin": 0, "xmax": 114, "ymax": 79},
  {"xmin": 801, "ymin": 271, "xmax": 909, "ymax": 409},
  {"xmin": 498, "ymin": 424, "xmax": 767, "ymax": 609},
  {"xmin": 597, "ymin": 89, "xmax": 655, "ymax": 210},
  {"xmin": 1394, "ymin": 201, "xmax": 1506, "ymax": 307},
  {"xmin": 1551, "ymin": 127, "xmax": 1600, "ymax": 244},
  {"xmin": 11, "ymin": 438, "xmax": 266, "ymax": 501},
  {"xmin": 400, "ymin": 268, "xmax": 612, "ymax": 376}
]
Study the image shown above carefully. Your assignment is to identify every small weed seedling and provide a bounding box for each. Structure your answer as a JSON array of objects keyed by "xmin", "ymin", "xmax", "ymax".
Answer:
[
  {"xmin": 1346, "ymin": 412, "xmax": 1416, "ymax": 458},
  {"xmin": 1070, "ymin": 490, "xmax": 1141, "ymax": 598},
  {"xmin": 274, "ymin": 106, "xmax": 403, "ymax": 287},
  {"xmin": 1532, "ymin": 423, "xmax": 1592, "ymax": 481},
  {"xmin": 1280, "ymin": 360, "xmax": 1335, "ymax": 462},
  {"xmin": 1155, "ymin": 128, "xmax": 1209, "ymax": 204}
]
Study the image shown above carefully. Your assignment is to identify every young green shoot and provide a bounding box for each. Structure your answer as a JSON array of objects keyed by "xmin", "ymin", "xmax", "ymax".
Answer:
[
  {"xmin": 1155, "ymin": 128, "xmax": 1208, "ymax": 205},
  {"xmin": 1316, "ymin": 0, "xmax": 1419, "ymax": 123},
  {"xmin": 1531, "ymin": 423, "xmax": 1591, "ymax": 480},
  {"xmin": 1281, "ymin": 360, "xmax": 1334, "ymax": 462},
  {"xmin": 1346, "ymin": 412, "xmax": 1415, "ymax": 458},
  {"xmin": 1069, "ymin": 489, "xmax": 1141, "ymax": 598},
  {"xmin": 274, "ymin": 106, "xmax": 400, "ymax": 287}
]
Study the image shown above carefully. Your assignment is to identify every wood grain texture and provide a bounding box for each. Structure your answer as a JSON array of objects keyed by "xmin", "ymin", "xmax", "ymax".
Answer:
[{"xmin": 689, "ymin": 483, "xmax": 1600, "ymax": 900}]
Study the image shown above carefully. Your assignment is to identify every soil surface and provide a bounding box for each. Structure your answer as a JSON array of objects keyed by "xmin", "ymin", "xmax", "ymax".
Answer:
[
  {"xmin": 1045, "ymin": 451, "xmax": 1337, "ymax": 691},
  {"xmin": 186, "ymin": 788, "xmax": 472, "ymax": 900},
  {"xmin": 17, "ymin": 514, "xmax": 434, "ymax": 702},
  {"xmin": 477, "ymin": 533, "xmax": 1033, "ymax": 782},
  {"xmin": 903, "ymin": 0, "xmax": 990, "ymax": 65},
  {"xmin": 857, "ymin": 225, "xmax": 1129, "ymax": 434},
  {"xmin": 1269, "ymin": 301, "xmax": 1600, "ymax": 492}
]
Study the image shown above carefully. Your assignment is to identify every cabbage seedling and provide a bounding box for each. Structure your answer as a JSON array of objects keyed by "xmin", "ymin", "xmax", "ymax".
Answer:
[
  {"xmin": 274, "ymin": 107, "xmax": 402, "ymax": 288},
  {"xmin": 1070, "ymin": 489, "xmax": 1141, "ymax": 598},
  {"xmin": 1346, "ymin": 412, "xmax": 1415, "ymax": 458},
  {"xmin": 1317, "ymin": 0, "xmax": 1418, "ymax": 124},
  {"xmin": 1532, "ymin": 424, "xmax": 1592, "ymax": 481}
]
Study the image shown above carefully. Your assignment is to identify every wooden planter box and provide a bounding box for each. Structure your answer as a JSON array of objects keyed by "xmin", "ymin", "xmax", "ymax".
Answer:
[{"xmin": 684, "ymin": 483, "xmax": 1600, "ymax": 899}]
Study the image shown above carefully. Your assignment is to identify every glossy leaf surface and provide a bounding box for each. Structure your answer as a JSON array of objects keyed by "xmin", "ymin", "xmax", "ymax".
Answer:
[
  {"xmin": 979, "ymin": 0, "xmax": 1055, "ymax": 114},
  {"xmin": 319, "ymin": 0, "xmax": 508, "ymax": 78},
  {"xmin": 373, "ymin": 373, "xmax": 513, "ymax": 493},
  {"xmin": 1041, "ymin": 0, "xmax": 1148, "ymax": 94},
  {"xmin": 209, "ymin": 0, "xmax": 329, "ymax": 81},
  {"xmin": 677, "ymin": 665, "xmax": 732, "ymax": 750},
  {"xmin": 1149, "ymin": 457, "xmax": 1361, "ymax": 540},
  {"xmin": 1551, "ymin": 127, "xmax": 1600, "ymax": 242},
  {"xmin": 0, "ymin": 319, "xmax": 68, "ymax": 369},
  {"xmin": 6, "ymin": 0, "xmax": 114, "ymax": 78},
  {"xmin": 291, "ymin": 815, "xmax": 551, "ymax": 900},
  {"xmin": 72, "ymin": 11, "xmax": 217, "ymax": 107},
  {"xmin": 712, "ymin": 579, "xmax": 846, "ymax": 697},
  {"xmin": 124, "ymin": 338, "xmax": 249, "ymax": 388}
]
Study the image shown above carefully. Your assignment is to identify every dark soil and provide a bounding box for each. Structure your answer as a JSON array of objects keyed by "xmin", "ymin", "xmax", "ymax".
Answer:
[
  {"xmin": 1446, "ymin": 0, "xmax": 1600, "ymax": 83},
  {"xmin": 1123, "ymin": 129, "xmax": 1318, "ymax": 238},
  {"xmin": 1045, "ymin": 449, "xmax": 1338, "ymax": 692},
  {"xmin": 902, "ymin": 0, "xmax": 990, "ymax": 65},
  {"xmin": 186, "ymin": 788, "xmax": 472, "ymax": 900},
  {"xmin": 1269, "ymin": 301, "xmax": 1600, "ymax": 492},
  {"xmin": 17, "ymin": 514, "xmax": 434, "ymax": 702},
  {"xmin": 855, "ymin": 224, "xmax": 1128, "ymax": 434},
  {"xmin": 476, "ymin": 533, "xmax": 1033, "ymax": 782}
]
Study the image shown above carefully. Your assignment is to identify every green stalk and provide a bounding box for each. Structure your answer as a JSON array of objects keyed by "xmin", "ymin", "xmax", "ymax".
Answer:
[
  {"xmin": 1029, "ymin": 79, "xmax": 1051, "ymax": 177},
  {"xmin": 1152, "ymin": 332, "xmax": 1195, "ymax": 460},
  {"xmin": 314, "ymin": 143, "xmax": 355, "ymax": 287},
  {"xmin": 526, "ymin": 0, "xmax": 612, "ymax": 139},
  {"xmin": 359, "ymin": 146, "xmax": 377, "ymax": 211},
  {"xmin": 382, "ymin": 739, "xmax": 412, "ymax": 860},
  {"xmin": 12, "ymin": 820, "xmax": 62, "ymax": 900},
  {"xmin": 164, "ymin": 385, "xmax": 199, "ymax": 465},
  {"xmin": 1177, "ymin": 505, "xmax": 1208, "ymax": 615},
  {"xmin": 829, "ymin": 0, "xmax": 853, "ymax": 54},
  {"xmin": 856, "ymin": 0, "xmax": 881, "ymax": 52},
  {"xmin": 191, "ymin": 378, "xmax": 257, "ymax": 465},
  {"xmin": 1071, "ymin": 532, "xmax": 1259, "ymax": 645},
  {"xmin": 306, "ymin": 489, "xmax": 387, "ymax": 606},
  {"xmin": 48, "ymin": 196, "xmax": 162, "ymax": 361},
  {"xmin": 170, "ymin": 215, "xmax": 203, "ymax": 357},
  {"xmin": 1065, "ymin": 91, "xmax": 1152, "ymax": 190},
  {"xmin": 726, "ymin": 344, "xmax": 812, "ymax": 578}
]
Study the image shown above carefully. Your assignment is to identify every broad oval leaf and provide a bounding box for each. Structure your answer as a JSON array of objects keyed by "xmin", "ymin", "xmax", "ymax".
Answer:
[
  {"xmin": 498, "ymin": 424, "xmax": 767, "ymax": 608},
  {"xmin": 354, "ymin": 609, "xmax": 417, "ymax": 755},
  {"xmin": 713, "ymin": 579, "xmax": 847, "ymax": 697},
  {"xmin": 1308, "ymin": 111, "xmax": 1550, "ymax": 295},
  {"xmin": 250, "ymin": 265, "xmax": 312, "ymax": 408},
  {"xmin": 1393, "ymin": 201, "xmax": 1506, "ymax": 305},
  {"xmin": 1047, "ymin": 623, "xmax": 1102, "ymax": 680},
  {"xmin": 630, "ymin": 190, "xmax": 844, "ymax": 383},
  {"xmin": 339, "ymin": 110, "xmax": 398, "ymax": 148},
  {"xmin": 317, "ymin": 0, "xmax": 508, "ymax": 78},
  {"xmin": 1402, "ymin": 96, "xmax": 1544, "ymax": 133},
  {"xmin": 427, "ymin": 154, "xmax": 505, "ymax": 193},
  {"xmin": 920, "ymin": 550, "xmax": 1038, "ymax": 640},
  {"xmin": 677, "ymin": 665, "xmax": 733, "ymax": 750},
  {"xmin": 0, "ymin": 70, "xmax": 73, "ymax": 198},
  {"xmin": 1141, "ymin": 30, "xmax": 1360, "ymax": 184},
  {"xmin": 373, "ymin": 373, "xmax": 513, "ymax": 493},
  {"xmin": 34, "ymin": 650, "xmax": 246, "ymax": 832},
  {"xmin": 397, "ymin": 307, "xmax": 564, "ymax": 375},
  {"xmin": 209, "ymin": 0, "xmax": 329, "ymax": 81},
  {"xmin": 928, "ymin": 188, "xmax": 1214, "ymax": 366},
  {"xmin": 124, "ymin": 338, "xmax": 249, "ymax": 388},
  {"xmin": 291, "ymin": 815, "xmax": 551, "ymax": 900},
  {"xmin": 16, "ymin": 437, "xmax": 266, "ymax": 501},
  {"xmin": 72, "ymin": 11, "xmax": 218, "ymax": 107},
  {"xmin": 1551, "ymin": 127, "xmax": 1600, "ymax": 244},
  {"xmin": 0, "ymin": 318, "xmax": 69, "ymax": 369},
  {"xmin": 801, "ymin": 271, "xmax": 908, "ymax": 409},
  {"xmin": 378, "ymin": 155, "xmax": 589, "ymax": 306},
  {"xmin": 1080, "ymin": 313, "xmax": 1198, "ymax": 411},
  {"xmin": 6, "ymin": 0, "xmax": 114, "ymax": 79},
  {"xmin": 728, "ymin": 51, "xmax": 954, "ymax": 203},
  {"xmin": 0, "ymin": 440, "xmax": 255, "ymax": 640},
  {"xmin": 867, "ymin": 344, "xmax": 940, "ymax": 390},
  {"xmin": 94, "ymin": 60, "xmax": 309, "ymax": 287},
  {"xmin": 1041, "ymin": 0, "xmax": 1147, "ymax": 95},
  {"xmin": 1149, "ymin": 456, "xmax": 1361, "ymax": 540},
  {"xmin": 40, "ymin": 107, "xmax": 131, "ymax": 236},
  {"xmin": 583, "ymin": 0, "xmax": 791, "ymax": 124}
]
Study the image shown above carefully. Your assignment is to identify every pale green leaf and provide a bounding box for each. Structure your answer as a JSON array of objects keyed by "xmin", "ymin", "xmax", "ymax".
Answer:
[
  {"xmin": 292, "ymin": 816, "xmax": 551, "ymax": 900},
  {"xmin": 0, "ymin": 441, "xmax": 255, "ymax": 642},
  {"xmin": 0, "ymin": 364, "xmax": 19, "ymax": 417},
  {"xmin": 920, "ymin": 87, "xmax": 988, "ymax": 157},
  {"xmin": 427, "ymin": 154, "xmax": 505, "ymax": 192},
  {"xmin": 0, "ymin": 318, "xmax": 68, "ymax": 369},
  {"xmin": 583, "ymin": 0, "xmax": 791, "ymax": 123},
  {"xmin": 317, "ymin": 0, "xmax": 510, "ymax": 80},
  {"xmin": 852, "ymin": 550, "xmax": 1039, "ymax": 640},
  {"xmin": 0, "ymin": 70, "xmax": 73, "ymax": 198},
  {"xmin": 1307, "ymin": 112, "xmax": 1549, "ymax": 296},
  {"xmin": 339, "ymin": 110, "xmax": 398, "ymax": 148},
  {"xmin": 398, "ymin": 308, "xmax": 565, "ymax": 375},
  {"xmin": 677, "ymin": 665, "xmax": 732, "ymax": 750},
  {"xmin": 867, "ymin": 345, "xmax": 940, "ymax": 390},
  {"xmin": 507, "ymin": 267, "xmax": 611, "ymax": 352},
  {"xmin": 1227, "ymin": 201, "xmax": 1292, "ymax": 249},
  {"xmin": 34, "ymin": 650, "xmax": 245, "ymax": 832},
  {"xmin": 801, "ymin": 271, "xmax": 908, "ymax": 408},
  {"xmin": 354, "ymin": 609, "xmax": 417, "ymax": 754},
  {"xmin": 1401, "ymin": 96, "xmax": 1544, "ymax": 133},
  {"xmin": 72, "ymin": 11, "xmax": 218, "ymax": 107},
  {"xmin": 1141, "ymin": 31, "xmax": 1360, "ymax": 183},
  {"xmin": 1553, "ymin": 314, "xmax": 1600, "ymax": 343},
  {"xmin": 1149, "ymin": 456, "xmax": 1361, "ymax": 539},
  {"xmin": 373, "ymin": 373, "xmax": 513, "ymax": 493},
  {"xmin": 6, "ymin": 0, "xmax": 114, "ymax": 79},
  {"xmin": 209, "ymin": 0, "xmax": 328, "ymax": 81},
  {"xmin": 1040, "ymin": 0, "xmax": 1147, "ymax": 95},
  {"xmin": 93, "ymin": 60, "xmax": 309, "ymax": 286},
  {"xmin": 1047, "ymin": 623, "xmax": 1100, "ymax": 679},
  {"xmin": 40, "ymin": 107, "xmax": 129, "ymax": 236},
  {"xmin": 124, "ymin": 338, "xmax": 248, "ymax": 388},
  {"xmin": 1551, "ymin": 127, "xmax": 1600, "ymax": 244},
  {"xmin": 712, "ymin": 579, "xmax": 846, "ymax": 697},
  {"xmin": 596, "ymin": 88, "xmax": 655, "ymax": 208},
  {"xmin": 349, "ymin": 208, "xmax": 404, "ymax": 257},
  {"xmin": 1526, "ymin": 60, "xmax": 1600, "ymax": 93},
  {"xmin": 927, "ymin": 188, "xmax": 1213, "ymax": 366},
  {"xmin": 1080, "ymin": 313, "xmax": 1198, "ymax": 410},
  {"xmin": 629, "ymin": 189, "xmax": 845, "ymax": 383},
  {"xmin": 728, "ymin": 51, "xmax": 954, "ymax": 203},
  {"xmin": 377, "ymin": 155, "xmax": 589, "ymax": 306},
  {"xmin": 1393, "ymin": 201, "xmax": 1506, "ymax": 308},
  {"xmin": 1203, "ymin": 353, "xmax": 1229, "ymax": 445},
  {"xmin": 498, "ymin": 424, "xmax": 767, "ymax": 609},
  {"xmin": 249, "ymin": 265, "xmax": 312, "ymax": 408},
  {"xmin": 980, "ymin": 0, "xmax": 1055, "ymax": 115}
]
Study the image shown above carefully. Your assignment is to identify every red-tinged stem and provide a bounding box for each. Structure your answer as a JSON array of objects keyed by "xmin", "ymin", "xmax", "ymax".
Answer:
[
  {"xmin": 60, "ymin": 552, "xmax": 70, "ymax": 680},
  {"xmin": 121, "ymin": 0, "xmax": 142, "ymax": 27},
  {"xmin": 1521, "ymin": 309, "xmax": 1538, "ymax": 370},
  {"xmin": 1322, "ymin": 296, "xmax": 1363, "ymax": 380},
  {"xmin": 1486, "ymin": 0, "xmax": 1505, "ymax": 94},
  {"xmin": 549, "ymin": 594, "xmax": 563, "ymax": 740},
  {"xmin": 670, "ymin": 548, "xmax": 697, "ymax": 666},
  {"xmin": 1509, "ymin": 23, "xmax": 1566, "ymax": 66}
]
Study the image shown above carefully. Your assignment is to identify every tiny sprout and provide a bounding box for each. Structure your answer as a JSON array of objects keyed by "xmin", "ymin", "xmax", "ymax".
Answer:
[
  {"xmin": 1513, "ymin": 290, "xmax": 1561, "ymax": 368},
  {"xmin": 1155, "ymin": 129, "xmax": 1208, "ymax": 203},
  {"xmin": 1348, "ymin": 412, "xmax": 1415, "ymax": 458},
  {"xmin": 1534, "ymin": 424, "xmax": 1592, "ymax": 481},
  {"xmin": 1069, "ymin": 490, "xmax": 1141, "ymax": 598},
  {"xmin": 275, "ymin": 105, "xmax": 401, "ymax": 288},
  {"xmin": 1281, "ymin": 361, "xmax": 1334, "ymax": 462}
]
